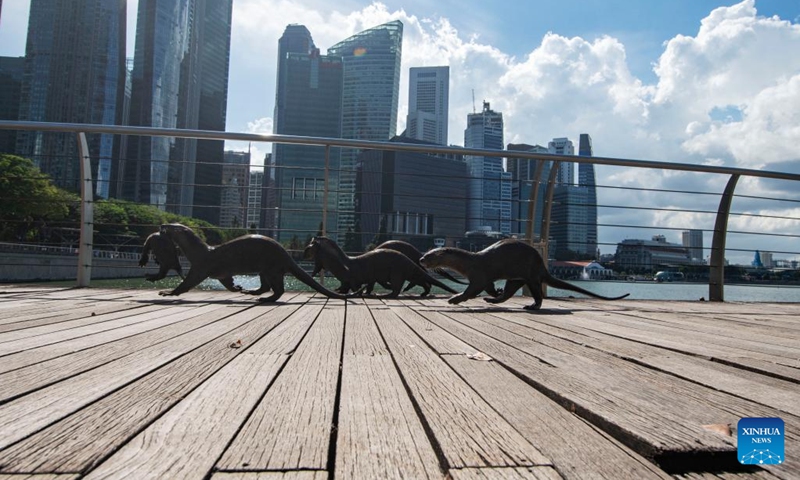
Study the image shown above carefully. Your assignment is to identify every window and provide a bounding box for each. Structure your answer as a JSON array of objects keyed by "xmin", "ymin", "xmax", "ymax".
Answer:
[{"xmin": 292, "ymin": 177, "xmax": 324, "ymax": 200}]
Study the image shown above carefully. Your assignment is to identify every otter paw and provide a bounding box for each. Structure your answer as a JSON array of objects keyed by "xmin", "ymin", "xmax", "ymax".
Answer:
[
  {"xmin": 484, "ymin": 297, "xmax": 501, "ymax": 304},
  {"xmin": 523, "ymin": 304, "xmax": 541, "ymax": 311},
  {"xmin": 158, "ymin": 290, "xmax": 175, "ymax": 296}
]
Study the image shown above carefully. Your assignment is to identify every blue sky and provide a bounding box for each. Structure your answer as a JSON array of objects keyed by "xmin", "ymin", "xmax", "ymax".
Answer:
[{"xmin": 1, "ymin": 0, "xmax": 799, "ymax": 261}]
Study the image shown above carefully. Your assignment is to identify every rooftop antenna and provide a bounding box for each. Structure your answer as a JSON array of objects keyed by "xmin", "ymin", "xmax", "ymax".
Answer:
[{"xmin": 472, "ymin": 89, "xmax": 476, "ymax": 113}]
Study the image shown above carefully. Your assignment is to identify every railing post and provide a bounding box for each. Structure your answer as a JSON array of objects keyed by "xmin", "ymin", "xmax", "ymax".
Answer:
[
  {"xmin": 76, "ymin": 132, "xmax": 94, "ymax": 287},
  {"xmin": 709, "ymin": 174, "xmax": 739, "ymax": 302},
  {"xmin": 539, "ymin": 161, "xmax": 561, "ymax": 299},
  {"xmin": 320, "ymin": 144, "xmax": 330, "ymax": 286}
]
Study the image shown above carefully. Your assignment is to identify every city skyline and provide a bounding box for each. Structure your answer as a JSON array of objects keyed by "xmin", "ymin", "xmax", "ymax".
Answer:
[{"xmin": 1, "ymin": 0, "xmax": 799, "ymax": 262}]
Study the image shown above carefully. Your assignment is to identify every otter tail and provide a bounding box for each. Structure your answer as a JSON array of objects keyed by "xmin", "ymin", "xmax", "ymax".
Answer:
[
  {"xmin": 544, "ymin": 273, "xmax": 629, "ymax": 301},
  {"xmin": 419, "ymin": 269, "xmax": 459, "ymax": 294},
  {"xmin": 433, "ymin": 268, "xmax": 469, "ymax": 285},
  {"xmin": 289, "ymin": 261, "xmax": 360, "ymax": 300}
]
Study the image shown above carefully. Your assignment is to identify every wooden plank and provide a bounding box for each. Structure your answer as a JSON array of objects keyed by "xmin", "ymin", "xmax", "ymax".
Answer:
[
  {"xmin": 0, "ymin": 298, "xmax": 314, "ymax": 474},
  {"xmin": 414, "ymin": 309, "xmax": 740, "ymax": 460},
  {"xmin": 448, "ymin": 466, "xmax": 562, "ymax": 480},
  {"xmin": 334, "ymin": 304, "xmax": 442, "ymax": 479},
  {"xmin": 0, "ymin": 302, "xmax": 153, "ymax": 333},
  {"xmin": 443, "ymin": 356, "xmax": 671, "ymax": 479},
  {"xmin": 217, "ymin": 304, "xmax": 344, "ymax": 471},
  {"xmin": 370, "ymin": 307, "xmax": 550, "ymax": 469},
  {"xmin": 0, "ymin": 303, "xmax": 227, "ymax": 375},
  {"xmin": 490, "ymin": 310, "xmax": 800, "ymax": 416},
  {"xmin": 0, "ymin": 475, "xmax": 79, "ymax": 480},
  {"xmin": 532, "ymin": 308, "xmax": 800, "ymax": 383},
  {"xmin": 0, "ymin": 304, "xmax": 235, "ymax": 402},
  {"xmin": 0, "ymin": 301, "xmax": 257, "ymax": 451},
  {"xmin": 211, "ymin": 472, "xmax": 328, "ymax": 480}
]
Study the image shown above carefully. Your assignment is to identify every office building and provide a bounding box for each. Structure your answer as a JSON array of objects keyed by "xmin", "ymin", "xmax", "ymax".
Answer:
[
  {"xmin": 578, "ymin": 133, "xmax": 598, "ymax": 257},
  {"xmin": 507, "ymin": 143, "xmax": 550, "ymax": 239},
  {"xmin": 464, "ymin": 101, "xmax": 511, "ymax": 234},
  {"xmin": 615, "ymin": 235, "xmax": 691, "ymax": 272},
  {"xmin": 219, "ymin": 151, "xmax": 250, "ymax": 229},
  {"xmin": 552, "ymin": 184, "xmax": 591, "ymax": 259},
  {"xmin": 406, "ymin": 66, "xmax": 449, "ymax": 145},
  {"xmin": 682, "ymin": 229, "xmax": 704, "ymax": 263},
  {"xmin": 548, "ymin": 137, "xmax": 575, "ymax": 185},
  {"xmin": 116, "ymin": 0, "xmax": 233, "ymax": 224},
  {"xmin": 270, "ymin": 26, "xmax": 343, "ymax": 242},
  {"xmin": 357, "ymin": 136, "xmax": 467, "ymax": 250},
  {"xmin": 328, "ymin": 20, "xmax": 403, "ymax": 237},
  {"xmin": 16, "ymin": 0, "xmax": 126, "ymax": 197},
  {"xmin": 0, "ymin": 56, "xmax": 24, "ymax": 155},
  {"xmin": 247, "ymin": 169, "xmax": 264, "ymax": 230}
]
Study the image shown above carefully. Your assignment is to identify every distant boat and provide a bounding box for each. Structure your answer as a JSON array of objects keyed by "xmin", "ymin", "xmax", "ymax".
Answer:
[{"xmin": 654, "ymin": 271, "xmax": 684, "ymax": 282}]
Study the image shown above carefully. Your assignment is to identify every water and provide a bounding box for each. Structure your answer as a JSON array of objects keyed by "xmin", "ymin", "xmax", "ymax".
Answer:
[{"xmin": 47, "ymin": 276, "xmax": 800, "ymax": 302}]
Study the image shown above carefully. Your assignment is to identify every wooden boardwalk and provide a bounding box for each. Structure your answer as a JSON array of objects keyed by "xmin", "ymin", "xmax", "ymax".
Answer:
[{"xmin": 0, "ymin": 285, "xmax": 797, "ymax": 479}]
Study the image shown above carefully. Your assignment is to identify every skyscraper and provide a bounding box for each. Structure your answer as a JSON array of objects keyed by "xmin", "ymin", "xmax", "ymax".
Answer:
[
  {"xmin": 220, "ymin": 150, "xmax": 250, "ymax": 229},
  {"xmin": 548, "ymin": 137, "xmax": 575, "ymax": 185},
  {"xmin": 115, "ymin": 0, "xmax": 232, "ymax": 224},
  {"xmin": 578, "ymin": 133, "xmax": 598, "ymax": 257},
  {"xmin": 507, "ymin": 143, "xmax": 550, "ymax": 239},
  {"xmin": 16, "ymin": 0, "xmax": 126, "ymax": 197},
  {"xmin": 682, "ymin": 229, "xmax": 704, "ymax": 262},
  {"xmin": 328, "ymin": 20, "xmax": 403, "ymax": 237},
  {"xmin": 464, "ymin": 101, "xmax": 511, "ymax": 234},
  {"xmin": 0, "ymin": 56, "xmax": 24, "ymax": 155},
  {"xmin": 406, "ymin": 66, "xmax": 449, "ymax": 145},
  {"xmin": 271, "ymin": 43, "xmax": 343, "ymax": 242}
]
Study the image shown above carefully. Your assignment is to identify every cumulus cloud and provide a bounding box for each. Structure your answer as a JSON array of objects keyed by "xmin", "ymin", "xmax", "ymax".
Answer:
[{"xmin": 225, "ymin": 0, "xmax": 799, "ymax": 261}]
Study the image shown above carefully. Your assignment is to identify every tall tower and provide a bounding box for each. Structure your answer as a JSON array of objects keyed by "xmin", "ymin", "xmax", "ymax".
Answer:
[
  {"xmin": 328, "ymin": 20, "xmax": 403, "ymax": 237},
  {"xmin": 116, "ymin": 0, "xmax": 232, "ymax": 224},
  {"xmin": 507, "ymin": 143, "xmax": 550, "ymax": 239},
  {"xmin": 548, "ymin": 137, "xmax": 575, "ymax": 185},
  {"xmin": 464, "ymin": 101, "xmax": 511, "ymax": 234},
  {"xmin": 406, "ymin": 66, "xmax": 449, "ymax": 145},
  {"xmin": 578, "ymin": 133, "xmax": 598, "ymax": 257},
  {"xmin": 0, "ymin": 56, "xmax": 24, "ymax": 155},
  {"xmin": 271, "ymin": 42, "xmax": 343, "ymax": 242},
  {"xmin": 682, "ymin": 229, "xmax": 704, "ymax": 262},
  {"xmin": 16, "ymin": 0, "xmax": 126, "ymax": 197}
]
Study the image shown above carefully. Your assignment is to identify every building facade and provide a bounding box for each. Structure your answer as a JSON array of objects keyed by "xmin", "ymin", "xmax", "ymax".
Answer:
[
  {"xmin": 0, "ymin": 56, "xmax": 24, "ymax": 155},
  {"xmin": 464, "ymin": 101, "xmax": 511, "ymax": 234},
  {"xmin": 507, "ymin": 143, "xmax": 550, "ymax": 239},
  {"xmin": 615, "ymin": 236, "xmax": 692, "ymax": 272},
  {"xmin": 115, "ymin": 0, "xmax": 232, "ymax": 224},
  {"xmin": 577, "ymin": 133, "xmax": 598, "ymax": 257},
  {"xmin": 548, "ymin": 137, "xmax": 575, "ymax": 185},
  {"xmin": 247, "ymin": 169, "xmax": 264, "ymax": 230},
  {"xmin": 219, "ymin": 151, "xmax": 250, "ymax": 229},
  {"xmin": 357, "ymin": 136, "xmax": 467, "ymax": 251},
  {"xmin": 16, "ymin": 0, "xmax": 127, "ymax": 197},
  {"xmin": 406, "ymin": 66, "xmax": 449, "ymax": 145},
  {"xmin": 270, "ymin": 26, "xmax": 343, "ymax": 242},
  {"xmin": 682, "ymin": 229, "xmax": 704, "ymax": 263},
  {"xmin": 328, "ymin": 20, "xmax": 403, "ymax": 237}
]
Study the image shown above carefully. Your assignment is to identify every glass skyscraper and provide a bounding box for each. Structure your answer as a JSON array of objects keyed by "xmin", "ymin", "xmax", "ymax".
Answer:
[
  {"xmin": 328, "ymin": 20, "xmax": 403, "ymax": 237},
  {"xmin": 115, "ymin": 0, "xmax": 232, "ymax": 224},
  {"xmin": 464, "ymin": 101, "xmax": 511, "ymax": 234},
  {"xmin": 16, "ymin": 0, "xmax": 127, "ymax": 197},
  {"xmin": 578, "ymin": 133, "xmax": 598, "ymax": 258}
]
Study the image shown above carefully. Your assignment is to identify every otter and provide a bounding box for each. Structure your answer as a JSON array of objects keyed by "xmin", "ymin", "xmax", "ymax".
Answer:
[
  {"xmin": 157, "ymin": 223, "xmax": 358, "ymax": 302},
  {"xmin": 419, "ymin": 239, "xmax": 629, "ymax": 310},
  {"xmin": 375, "ymin": 240, "xmax": 501, "ymax": 297},
  {"xmin": 304, "ymin": 236, "xmax": 458, "ymax": 297},
  {"xmin": 139, "ymin": 231, "xmax": 184, "ymax": 282}
]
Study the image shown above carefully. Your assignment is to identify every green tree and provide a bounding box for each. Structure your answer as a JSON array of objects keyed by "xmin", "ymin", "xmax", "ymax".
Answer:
[{"xmin": 0, "ymin": 154, "xmax": 78, "ymax": 241}]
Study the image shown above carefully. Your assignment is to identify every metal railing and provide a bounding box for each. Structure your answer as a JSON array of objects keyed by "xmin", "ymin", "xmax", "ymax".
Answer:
[{"xmin": 2, "ymin": 120, "xmax": 800, "ymax": 301}]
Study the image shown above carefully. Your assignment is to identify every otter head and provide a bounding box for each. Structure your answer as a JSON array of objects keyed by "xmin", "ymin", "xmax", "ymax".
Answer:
[
  {"xmin": 420, "ymin": 247, "xmax": 450, "ymax": 269},
  {"xmin": 303, "ymin": 236, "xmax": 322, "ymax": 260}
]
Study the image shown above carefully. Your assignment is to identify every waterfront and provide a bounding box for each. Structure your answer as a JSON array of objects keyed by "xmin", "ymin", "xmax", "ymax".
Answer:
[{"xmin": 35, "ymin": 275, "xmax": 800, "ymax": 303}]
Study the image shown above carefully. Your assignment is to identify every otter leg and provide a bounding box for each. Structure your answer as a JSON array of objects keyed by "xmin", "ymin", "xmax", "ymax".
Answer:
[
  {"xmin": 258, "ymin": 272, "xmax": 285, "ymax": 303},
  {"xmin": 145, "ymin": 264, "xmax": 170, "ymax": 282},
  {"xmin": 218, "ymin": 276, "xmax": 243, "ymax": 293},
  {"xmin": 159, "ymin": 269, "xmax": 206, "ymax": 296},
  {"xmin": 484, "ymin": 280, "xmax": 524, "ymax": 304},
  {"xmin": 447, "ymin": 282, "xmax": 484, "ymax": 304},
  {"xmin": 376, "ymin": 276, "xmax": 404, "ymax": 298},
  {"xmin": 242, "ymin": 273, "xmax": 271, "ymax": 295},
  {"xmin": 523, "ymin": 280, "xmax": 544, "ymax": 310}
]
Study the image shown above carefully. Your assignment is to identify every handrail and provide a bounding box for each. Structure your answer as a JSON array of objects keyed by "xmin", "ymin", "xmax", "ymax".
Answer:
[
  {"xmin": 3, "ymin": 120, "xmax": 800, "ymax": 182},
  {"xmin": 2, "ymin": 119, "xmax": 800, "ymax": 301}
]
